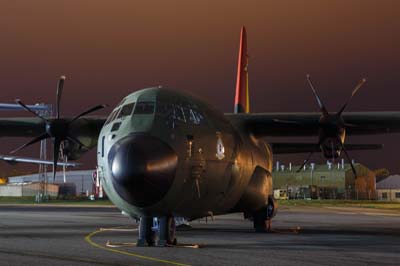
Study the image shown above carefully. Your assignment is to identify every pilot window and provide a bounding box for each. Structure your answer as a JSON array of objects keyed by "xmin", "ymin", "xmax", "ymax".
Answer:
[
  {"xmin": 174, "ymin": 105, "xmax": 186, "ymax": 122},
  {"xmin": 108, "ymin": 108, "xmax": 121, "ymax": 124},
  {"xmin": 111, "ymin": 122, "xmax": 121, "ymax": 132},
  {"xmin": 134, "ymin": 102, "xmax": 155, "ymax": 114},
  {"xmin": 188, "ymin": 109, "xmax": 203, "ymax": 124},
  {"xmin": 105, "ymin": 109, "xmax": 117, "ymax": 125},
  {"xmin": 117, "ymin": 103, "xmax": 135, "ymax": 118}
]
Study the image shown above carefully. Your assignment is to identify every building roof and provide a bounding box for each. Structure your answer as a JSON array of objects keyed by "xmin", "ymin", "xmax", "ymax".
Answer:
[{"xmin": 376, "ymin": 175, "xmax": 400, "ymax": 189}]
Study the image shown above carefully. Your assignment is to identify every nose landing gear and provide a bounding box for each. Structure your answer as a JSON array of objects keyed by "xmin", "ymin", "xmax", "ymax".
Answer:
[
  {"xmin": 157, "ymin": 216, "xmax": 177, "ymax": 246},
  {"xmin": 137, "ymin": 217, "xmax": 156, "ymax": 246},
  {"xmin": 136, "ymin": 216, "xmax": 177, "ymax": 247}
]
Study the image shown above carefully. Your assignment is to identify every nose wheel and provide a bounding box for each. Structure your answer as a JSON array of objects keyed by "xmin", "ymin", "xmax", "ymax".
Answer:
[
  {"xmin": 136, "ymin": 216, "xmax": 177, "ymax": 247},
  {"xmin": 137, "ymin": 217, "xmax": 156, "ymax": 247}
]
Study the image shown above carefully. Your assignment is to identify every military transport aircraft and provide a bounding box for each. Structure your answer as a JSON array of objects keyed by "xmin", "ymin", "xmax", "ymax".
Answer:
[{"xmin": 1, "ymin": 27, "xmax": 400, "ymax": 246}]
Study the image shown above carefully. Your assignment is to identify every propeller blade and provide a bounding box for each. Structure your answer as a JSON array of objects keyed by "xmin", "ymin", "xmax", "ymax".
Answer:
[
  {"xmin": 66, "ymin": 136, "xmax": 87, "ymax": 149},
  {"xmin": 306, "ymin": 74, "xmax": 329, "ymax": 117},
  {"xmin": 15, "ymin": 99, "xmax": 47, "ymax": 121},
  {"xmin": 296, "ymin": 138, "xmax": 323, "ymax": 172},
  {"xmin": 338, "ymin": 139, "xmax": 357, "ymax": 177},
  {"xmin": 56, "ymin": 76, "xmax": 66, "ymax": 119},
  {"xmin": 337, "ymin": 78, "xmax": 366, "ymax": 116},
  {"xmin": 69, "ymin": 104, "xmax": 107, "ymax": 124},
  {"xmin": 10, "ymin": 133, "xmax": 49, "ymax": 154},
  {"xmin": 52, "ymin": 138, "xmax": 61, "ymax": 182},
  {"xmin": 296, "ymin": 152, "xmax": 315, "ymax": 173}
]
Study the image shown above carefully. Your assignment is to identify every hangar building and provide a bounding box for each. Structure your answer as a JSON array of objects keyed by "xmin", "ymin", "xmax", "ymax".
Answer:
[
  {"xmin": 0, "ymin": 182, "xmax": 59, "ymax": 197},
  {"xmin": 272, "ymin": 162, "xmax": 376, "ymax": 200},
  {"xmin": 5, "ymin": 170, "xmax": 95, "ymax": 197}
]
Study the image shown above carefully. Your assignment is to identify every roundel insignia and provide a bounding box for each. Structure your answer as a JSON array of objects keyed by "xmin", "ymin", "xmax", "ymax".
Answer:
[{"xmin": 216, "ymin": 132, "xmax": 225, "ymax": 160}]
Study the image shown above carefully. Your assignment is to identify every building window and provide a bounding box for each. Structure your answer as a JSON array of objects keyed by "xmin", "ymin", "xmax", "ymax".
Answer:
[
  {"xmin": 382, "ymin": 192, "xmax": 387, "ymax": 199},
  {"xmin": 395, "ymin": 192, "xmax": 400, "ymax": 199}
]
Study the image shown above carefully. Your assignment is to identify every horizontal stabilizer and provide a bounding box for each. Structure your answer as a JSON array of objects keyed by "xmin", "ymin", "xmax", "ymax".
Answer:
[
  {"xmin": 0, "ymin": 155, "xmax": 81, "ymax": 167},
  {"xmin": 271, "ymin": 143, "xmax": 383, "ymax": 154}
]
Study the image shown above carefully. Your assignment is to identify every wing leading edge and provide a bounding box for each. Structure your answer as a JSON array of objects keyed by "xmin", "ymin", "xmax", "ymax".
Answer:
[{"xmin": 226, "ymin": 112, "xmax": 400, "ymax": 137}]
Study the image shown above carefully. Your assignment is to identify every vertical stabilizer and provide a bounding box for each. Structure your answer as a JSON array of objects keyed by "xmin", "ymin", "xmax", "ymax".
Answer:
[{"xmin": 234, "ymin": 26, "xmax": 250, "ymax": 114}]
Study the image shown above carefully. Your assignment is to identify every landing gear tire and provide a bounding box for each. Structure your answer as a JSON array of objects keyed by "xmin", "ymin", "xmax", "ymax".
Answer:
[
  {"xmin": 137, "ymin": 216, "xmax": 155, "ymax": 247},
  {"xmin": 252, "ymin": 209, "xmax": 267, "ymax": 233},
  {"xmin": 167, "ymin": 217, "xmax": 177, "ymax": 245},
  {"xmin": 146, "ymin": 229, "xmax": 156, "ymax": 246},
  {"xmin": 157, "ymin": 216, "xmax": 177, "ymax": 246}
]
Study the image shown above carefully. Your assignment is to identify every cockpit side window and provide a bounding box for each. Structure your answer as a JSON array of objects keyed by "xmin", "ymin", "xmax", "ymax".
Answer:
[
  {"xmin": 117, "ymin": 102, "xmax": 135, "ymax": 118},
  {"xmin": 113, "ymin": 108, "xmax": 121, "ymax": 121},
  {"xmin": 105, "ymin": 111, "xmax": 114, "ymax": 125},
  {"xmin": 105, "ymin": 109, "xmax": 117, "ymax": 125},
  {"xmin": 134, "ymin": 102, "xmax": 155, "ymax": 114}
]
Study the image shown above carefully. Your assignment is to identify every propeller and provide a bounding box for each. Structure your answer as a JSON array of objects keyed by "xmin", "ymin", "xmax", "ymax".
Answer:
[
  {"xmin": 297, "ymin": 75, "xmax": 367, "ymax": 177},
  {"xmin": 10, "ymin": 76, "xmax": 107, "ymax": 181}
]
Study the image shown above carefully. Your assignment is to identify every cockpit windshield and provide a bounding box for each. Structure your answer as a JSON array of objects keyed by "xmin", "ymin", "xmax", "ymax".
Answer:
[
  {"xmin": 134, "ymin": 102, "xmax": 155, "ymax": 114},
  {"xmin": 118, "ymin": 102, "xmax": 135, "ymax": 118}
]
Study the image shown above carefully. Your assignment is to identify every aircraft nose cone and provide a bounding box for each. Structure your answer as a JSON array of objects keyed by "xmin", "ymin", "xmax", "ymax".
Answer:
[{"xmin": 108, "ymin": 134, "xmax": 178, "ymax": 207}]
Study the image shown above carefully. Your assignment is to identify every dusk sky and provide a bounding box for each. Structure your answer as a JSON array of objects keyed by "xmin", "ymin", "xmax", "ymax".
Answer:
[{"xmin": 1, "ymin": 0, "xmax": 400, "ymax": 174}]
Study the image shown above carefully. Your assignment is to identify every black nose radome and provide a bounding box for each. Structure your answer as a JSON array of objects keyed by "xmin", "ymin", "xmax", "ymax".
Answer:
[{"xmin": 108, "ymin": 134, "xmax": 178, "ymax": 207}]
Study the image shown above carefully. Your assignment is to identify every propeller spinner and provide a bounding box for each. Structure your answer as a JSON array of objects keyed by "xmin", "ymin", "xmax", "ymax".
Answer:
[
  {"xmin": 297, "ymin": 75, "xmax": 367, "ymax": 177},
  {"xmin": 10, "ymin": 76, "xmax": 107, "ymax": 181}
]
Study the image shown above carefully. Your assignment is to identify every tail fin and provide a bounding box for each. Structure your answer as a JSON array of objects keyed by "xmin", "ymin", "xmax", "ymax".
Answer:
[{"xmin": 234, "ymin": 26, "xmax": 250, "ymax": 114}]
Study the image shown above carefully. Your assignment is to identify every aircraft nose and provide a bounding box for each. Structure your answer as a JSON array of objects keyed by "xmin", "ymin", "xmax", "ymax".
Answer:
[{"xmin": 108, "ymin": 134, "xmax": 178, "ymax": 207}]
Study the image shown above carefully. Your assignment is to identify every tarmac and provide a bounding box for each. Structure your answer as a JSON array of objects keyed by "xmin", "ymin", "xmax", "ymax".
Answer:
[{"xmin": 0, "ymin": 204, "xmax": 400, "ymax": 266}]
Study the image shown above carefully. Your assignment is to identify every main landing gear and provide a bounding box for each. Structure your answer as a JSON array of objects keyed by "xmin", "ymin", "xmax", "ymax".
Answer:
[
  {"xmin": 252, "ymin": 196, "xmax": 275, "ymax": 232},
  {"xmin": 136, "ymin": 216, "xmax": 177, "ymax": 247},
  {"xmin": 252, "ymin": 207, "xmax": 269, "ymax": 232}
]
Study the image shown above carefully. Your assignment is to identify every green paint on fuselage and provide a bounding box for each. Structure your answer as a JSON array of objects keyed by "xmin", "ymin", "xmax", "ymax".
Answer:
[{"xmin": 97, "ymin": 87, "xmax": 273, "ymax": 220}]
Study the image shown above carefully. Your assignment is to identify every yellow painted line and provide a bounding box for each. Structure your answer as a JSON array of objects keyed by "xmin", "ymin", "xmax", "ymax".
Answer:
[{"xmin": 84, "ymin": 229, "xmax": 191, "ymax": 266}]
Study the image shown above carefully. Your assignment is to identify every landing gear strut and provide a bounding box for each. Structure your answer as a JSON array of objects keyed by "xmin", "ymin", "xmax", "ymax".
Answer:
[
  {"xmin": 137, "ymin": 217, "xmax": 156, "ymax": 246},
  {"xmin": 136, "ymin": 216, "xmax": 177, "ymax": 247},
  {"xmin": 157, "ymin": 216, "xmax": 177, "ymax": 246}
]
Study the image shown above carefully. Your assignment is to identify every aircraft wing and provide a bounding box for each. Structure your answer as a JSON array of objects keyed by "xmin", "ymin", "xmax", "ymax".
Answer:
[
  {"xmin": 0, "ymin": 116, "xmax": 107, "ymax": 154},
  {"xmin": 0, "ymin": 117, "xmax": 46, "ymax": 138},
  {"xmin": 0, "ymin": 154, "xmax": 81, "ymax": 167},
  {"xmin": 226, "ymin": 112, "xmax": 400, "ymax": 137}
]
